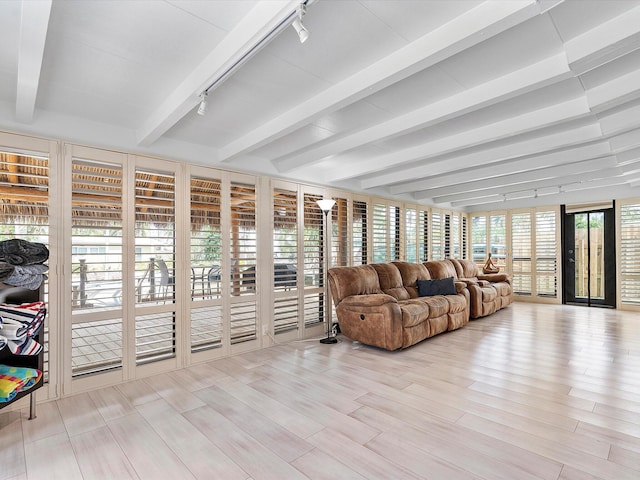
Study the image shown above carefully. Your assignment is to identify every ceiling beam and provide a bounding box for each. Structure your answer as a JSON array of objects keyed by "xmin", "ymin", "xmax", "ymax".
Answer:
[
  {"xmin": 355, "ymin": 122, "xmax": 603, "ymax": 188},
  {"xmin": 15, "ymin": 0, "xmax": 52, "ymax": 124},
  {"xmin": 136, "ymin": 0, "xmax": 301, "ymax": 147},
  {"xmin": 392, "ymin": 142, "xmax": 611, "ymax": 195},
  {"xmin": 327, "ymin": 95, "xmax": 590, "ymax": 183},
  {"xmin": 273, "ymin": 53, "xmax": 573, "ymax": 173},
  {"xmin": 564, "ymin": 4, "xmax": 640, "ymax": 75},
  {"xmin": 432, "ymin": 163, "xmax": 620, "ymax": 204},
  {"xmin": 219, "ymin": 0, "xmax": 543, "ymax": 163}
]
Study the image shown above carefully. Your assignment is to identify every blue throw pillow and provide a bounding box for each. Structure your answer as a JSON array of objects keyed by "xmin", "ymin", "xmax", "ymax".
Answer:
[{"xmin": 417, "ymin": 277, "xmax": 456, "ymax": 296}]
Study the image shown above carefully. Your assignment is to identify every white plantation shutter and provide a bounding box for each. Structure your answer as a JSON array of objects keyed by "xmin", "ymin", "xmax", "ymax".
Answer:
[
  {"xmin": 419, "ymin": 209, "xmax": 428, "ymax": 261},
  {"xmin": 190, "ymin": 175, "xmax": 222, "ymax": 352},
  {"xmin": 304, "ymin": 193, "xmax": 323, "ymax": 326},
  {"xmin": 432, "ymin": 211, "xmax": 443, "ymax": 260},
  {"xmin": 511, "ymin": 212, "xmax": 532, "ymax": 295},
  {"xmin": 331, "ymin": 197, "xmax": 348, "ymax": 268},
  {"xmin": 352, "ymin": 200, "xmax": 367, "ymax": 265},
  {"xmin": 444, "ymin": 213, "xmax": 451, "ymax": 258},
  {"xmin": 71, "ymin": 158, "xmax": 123, "ymax": 375},
  {"xmin": 273, "ymin": 188, "xmax": 298, "ymax": 333},
  {"xmin": 372, "ymin": 203, "xmax": 387, "ymax": 263},
  {"xmin": 405, "ymin": 208, "xmax": 417, "ymax": 263},
  {"xmin": 230, "ymin": 182, "xmax": 257, "ymax": 344},
  {"xmin": 535, "ymin": 211, "xmax": 557, "ymax": 297},
  {"xmin": 620, "ymin": 203, "xmax": 640, "ymax": 304},
  {"xmin": 471, "ymin": 215, "xmax": 487, "ymax": 267},
  {"xmin": 134, "ymin": 167, "xmax": 176, "ymax": 364},
  {"xmin": 490, "ymin": 214, "xmax": 506, "ymax": 268},
  {"xmin": 462, "ymin": 216, "xmax": 468, "ymax": 259},
  {"xmin": 451, "ymin": 213, "xmax": 460, "ymax": 258},
  {"xmin": 0, "ymin": 151, "xmax": 50, "ymax": 379}
]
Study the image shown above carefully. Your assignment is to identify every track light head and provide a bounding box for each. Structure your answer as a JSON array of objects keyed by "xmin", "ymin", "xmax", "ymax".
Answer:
[
  {"xmin": 197, "ymin": 92, "xmax": 208, "ymax": 116},
  {"xmin": 292, "ymin": 3, "xmax": 309, "ymax": 43}
]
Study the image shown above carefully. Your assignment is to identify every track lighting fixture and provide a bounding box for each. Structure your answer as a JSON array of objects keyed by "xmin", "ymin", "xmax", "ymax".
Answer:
[
  {"xmin": 197, "ymin": 92, "xmax": 208, "ymax": 116},
  {"xmin": 292, "ymin": 3, "xmax": 310, "ymax": 43}
]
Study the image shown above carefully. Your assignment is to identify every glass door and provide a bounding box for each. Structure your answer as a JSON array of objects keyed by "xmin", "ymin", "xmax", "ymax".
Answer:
[{"xmin": 562, "ymin": 206, "xmax": 616, "ymax": 307}]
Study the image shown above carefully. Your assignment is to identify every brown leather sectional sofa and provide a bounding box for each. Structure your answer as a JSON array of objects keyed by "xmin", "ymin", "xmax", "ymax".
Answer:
[{"xmin": 328, "ymin": 259, "xmax": 513, "ymax": 351}]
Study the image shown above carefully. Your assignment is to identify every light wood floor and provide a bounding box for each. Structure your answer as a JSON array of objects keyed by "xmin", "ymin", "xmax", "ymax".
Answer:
[{"xmin": 2, "ymin": 302, "xmax": 640, "ymax": 480}]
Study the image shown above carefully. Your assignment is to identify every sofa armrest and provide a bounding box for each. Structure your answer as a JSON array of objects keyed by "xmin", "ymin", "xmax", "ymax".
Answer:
[
  {"xmin": 454, "ymin": 281, "xmax": 468, "ymax": 294},
  {"xmin": 477, "ymin": 273, "xmax": 511, "ymax": 284},
  {"xmin": 335, "ymin": 295, "xmax": 402, "ymax": 350}
]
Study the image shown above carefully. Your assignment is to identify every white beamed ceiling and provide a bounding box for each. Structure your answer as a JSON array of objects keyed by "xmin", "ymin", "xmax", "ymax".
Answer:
[{"xmin": 3, "ymin": 0, "xmax": 640, "ymax": 211}]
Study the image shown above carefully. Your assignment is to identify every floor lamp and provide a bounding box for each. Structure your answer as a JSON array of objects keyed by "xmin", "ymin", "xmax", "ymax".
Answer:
[{"xmin": 317, "ymin": 198, "xmax": 337, "ymax": 344}]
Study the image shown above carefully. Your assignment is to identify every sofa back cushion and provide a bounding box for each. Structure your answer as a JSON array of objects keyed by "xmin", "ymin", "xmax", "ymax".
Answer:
[
  {"xmin": 392, "ymin": 261, "xmax": 431, "ymax": 298},
  {"xmin": 328, "ymin": 264, "xmax": 381, "ymax": 305},
  {"xmin": 449, "ymin": 258, "xmax": 479, "ymax": 279},
  {"xmin": 423, "ymin": 260, "xmax": 458, "ymax": 280},
  {"xmin": 371, "ymin": 263, "xmax": 410, "ymax": 301}
]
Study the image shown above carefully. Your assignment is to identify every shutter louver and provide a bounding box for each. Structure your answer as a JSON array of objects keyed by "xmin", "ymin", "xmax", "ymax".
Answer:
[
  {"xmin": 273, "ymin": 188, "xmax": 298, "ymax": 333},
  {"xmin": 190, "ymin": 176, "xmax": 222, "ymax": 352},
  {"xmin": 304, "ymin": 193, "xmax": 323, "ymax": 326},
  {"xmin": 352, "ymin": 200, "xmax": 367, "ymax": 265},
  {"xmin": 230, "ymin": 182, "xmax": 257, "ymax": 343},
  {"xmin": 535, "ymin": 211, "xmax": 557, "ymax": 297},
  {"xmin": 511, "ymin": 212, "xmax": 532, "ymax": 295},
  {"xmin": 621, "ymin": 203, "xmax": 640, "ymax": 304},
  {"xmin": 71, "ymin": 158, "xmax": 123, "ymax": 375}
]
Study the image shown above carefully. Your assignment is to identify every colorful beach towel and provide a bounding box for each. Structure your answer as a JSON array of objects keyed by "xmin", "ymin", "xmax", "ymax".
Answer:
[{"xmin": 0, "ymin": 365, "xmax": 42, "ymax": 402}]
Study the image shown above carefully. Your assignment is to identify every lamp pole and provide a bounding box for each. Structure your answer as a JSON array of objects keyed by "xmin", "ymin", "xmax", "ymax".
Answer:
[{"xmin": 316, "ymin": 199, "xmax": 337, "ymax": 344}]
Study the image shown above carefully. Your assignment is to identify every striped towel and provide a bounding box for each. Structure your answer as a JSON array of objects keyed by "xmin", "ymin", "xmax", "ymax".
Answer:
[
  {"xmin": 0, "ymin": 302, "xmax": 46, "ymax": 336},
  {"xmin": 0, "ymin": 364, "xmax": 42, "ymax": 402}
]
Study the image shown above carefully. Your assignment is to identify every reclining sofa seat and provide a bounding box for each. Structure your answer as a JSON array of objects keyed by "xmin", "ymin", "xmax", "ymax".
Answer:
[
  {"xmin": 327, "ymin": 262, "xmax": 469, "ymax": 351},
  {"xmin": 442, "ymin": 258, "xmax": 513, "ymax": 318}
]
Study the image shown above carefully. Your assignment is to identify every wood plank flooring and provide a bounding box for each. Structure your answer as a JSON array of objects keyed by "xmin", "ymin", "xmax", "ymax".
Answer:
[{"xmin": 2, "ymin": 302, "xmax": 640, "ymax": 479}]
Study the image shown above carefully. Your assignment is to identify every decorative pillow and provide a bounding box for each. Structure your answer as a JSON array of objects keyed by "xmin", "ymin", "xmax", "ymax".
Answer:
[{"xmin": 417, "ymin": 277, "xmax": 457, "ymax": 296}]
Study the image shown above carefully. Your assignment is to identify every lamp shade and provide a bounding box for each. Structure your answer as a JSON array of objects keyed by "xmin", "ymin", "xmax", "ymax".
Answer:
[{"xmin": 316, "ymin": 199, "xmax": 336, "ymax": 213}]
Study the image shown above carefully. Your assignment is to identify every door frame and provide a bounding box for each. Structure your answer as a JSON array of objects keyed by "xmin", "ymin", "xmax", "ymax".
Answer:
[{"xmin": 561, "ymin": 203, "xmax": 616, "ymax": 307}]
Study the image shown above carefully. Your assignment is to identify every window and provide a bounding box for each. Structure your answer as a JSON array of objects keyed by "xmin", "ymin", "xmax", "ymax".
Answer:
[
  {"xmin": 620, "ymin": 203, "xmax": 640, "ymax": 304},
  {"xmin": 471, "ymin": 215, "xmax": 487, "ymax": 266},
  {"xmin": 331, "ymin": 197, "xmax": 348, "ymax": 268},
  {"xmin": 304, "ymin": 193, "xmax": 323, "ymax": 326},
  {"xmin": 490, "ymin": 214, "xmax": 506, "ymax": 269},
  {"xmin": 230, "ymin": 182, "xmax": 258, "ymax": 343},
  {"xmin": 190, "ymin": 175, "xmax": 222, "ymax": 352},
  {"xmin": 352, "ymin": 200, "xmax": 367, "ymax": 265},
  {"xmin": 372, "ymin": 203, "xmax": 387, "ymax": 263},
  {"xmin": 71, "ymin": 157, "xmax": 123, "ymax": 376},
  {"xmin": 0, "ymin": 150, "xmax": 50, "ymax": 380},
  {"xmin": 432, "ymin": 211, "xmax": 442, "ymax": 260},
  {"xmin": 405, "ymin": 208, "xmax": 417, "ymax": 263},
  {"xmin": 511, "ymin": 212, "xmax": 532, "ymax": 295},
  {"xmin": 273, "ymin": 188, "xmax": 298, "ymax": 333},
  {"xmin": 134, "ymin": 167, "xmax": 176, "ymax": 364},
  {"xmin": 535, "ymin": 211, "xmax": 557, "ymax": 297},
  {"xmin": 418, "ymin": 209, "xmax": 428, "ymax": 261}
]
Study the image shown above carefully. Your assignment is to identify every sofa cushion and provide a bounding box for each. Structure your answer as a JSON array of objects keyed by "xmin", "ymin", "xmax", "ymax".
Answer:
[
  {"xmin": 372, "ymin": 263, "xmax": 410, "ymax": 300},
  {"xmin": 445, "ymin": 294, "xmax": 467, "ymax": 314},
  {"xmin": 328, "ymin": 264, "xmax": 381, "ymax": 305},
  {"xmin": 398, "ymin": 300, "xmax": 430, "ymax": 328},
  {"xmin": 411, "ymin": 296, "xmax": 449, "ymax": 318},
  {"xmin": 392, "ymin": 261, "xmax": 431, "ymax": 298},
  {"xmin": 424, "ymin": 260, "xmax": 458, "ymax": 280},
  {"xmin": 493, "ymin": 281, "xmax": 511, "ymax": 297},
  {"xmin": 449, "ymin": 258, "xmax": 479, "ymax": 279},
  {"xmin": 481, "ymin": 287, "xmax": 497, "ymax": 302},
  {"xmin": 417, "ymin": 277, "xmax": 456, "ymax": 296}
]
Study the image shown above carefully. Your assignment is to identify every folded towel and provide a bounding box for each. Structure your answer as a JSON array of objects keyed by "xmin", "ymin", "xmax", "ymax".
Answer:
[
  {"xmin": 0, "ymin": 302, "xmax": 46, "ymax": 337},
  {"xmin": 0, "ymin": 365, "xmax": 42, "ymax": 402},
  {"xmin": 0, "ymin": 262, "xmax": 14, "ymax": 282},
  {"xmin": 7, "ymin": 336, "xmax": 42, "ymax": 356},
  {"xmin": 4, "ymin": 264, "xmax": 48, "ymax": 290},
  {"xmin": 0, "ymin": 239, "xmax": 49, "ymax": 266},
  {"xmin": 0, "ymin": 318, "xmax": 28, "ymax": 340}
]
